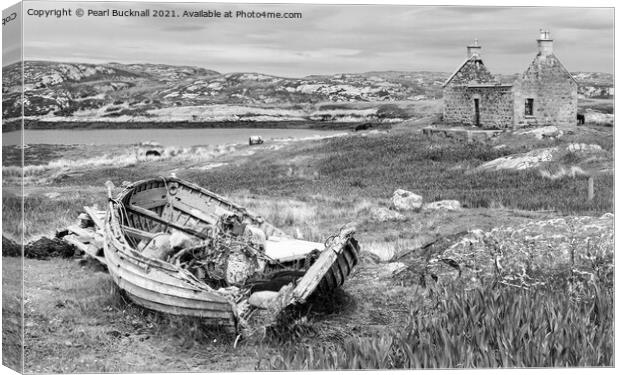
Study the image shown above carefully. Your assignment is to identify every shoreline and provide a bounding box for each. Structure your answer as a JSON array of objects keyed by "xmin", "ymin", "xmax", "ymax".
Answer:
[{"xmin": 1, "ymin": 119, "xmax": 386, "ymax": 133}]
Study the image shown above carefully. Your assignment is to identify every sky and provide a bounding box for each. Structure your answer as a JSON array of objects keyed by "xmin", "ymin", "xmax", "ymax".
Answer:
[{"xmin": 2, "ymin": 0, "xmax": 615, "ymax": 77}]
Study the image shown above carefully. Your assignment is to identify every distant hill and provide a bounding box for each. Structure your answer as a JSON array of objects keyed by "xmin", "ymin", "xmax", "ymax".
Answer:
[{"xmin": 1, "ymin": 61, "xmax": 613, "ymax": 125}]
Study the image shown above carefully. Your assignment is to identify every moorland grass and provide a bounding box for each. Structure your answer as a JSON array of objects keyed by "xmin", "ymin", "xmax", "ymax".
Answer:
[
  {"xmin": 187, "ymin": 133, "xmax": 613, "ymax": 215},
  {"xmin": 5, "ymin": 127, "xmax": 614, "ymax": 370},
  {"xmin": 4, "ymin": 130, "xmax": 612, "ymax": 241},
  {"xmin": 260, "ymin": 284, "xmax": 613, "ymax": 369},
  {"xmin": 2, "ymin": 191, "xmax": 106, "ymax": 241}
]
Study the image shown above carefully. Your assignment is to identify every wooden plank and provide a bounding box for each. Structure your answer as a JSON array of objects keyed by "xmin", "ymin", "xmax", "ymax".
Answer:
[
  {"xmin": 172, "ymin": 188, "xmax": 235, "ymax": 223},
  {"xmin": 342, "ymin": 245, "xmax": 357, "ymax": 269},
  {"xmin": 120, "ymin": 225, "xmax": 158, "ymax": 241},
  {"xmin": 84, "ymin": 206, "xmax": 105, "ymax": 230},
  {"xmin": 328, "ymin": 263, "xmax": 342, "ymax": 287},
  {"xmin": 129, "ymin": 187, "xmax": 168, "ymax": 208},
  {"xmin": 67, "ymin": 224, "xmax": 97, "ymax": 242},
  {"xmin": 264, "ymin": 238, "xmax": 324, "ymax": 263},
  {"xmin": 336, "ymin": 254, "xmax": 350, "ymax": 280},
  {"xmin": 292, "ymin": 227, "xmax": 355, "ymax": 303},
  {"xmin": 64, "ymin": 235, "xmax": 106, "ymax": 265},
  {"xmin": 124, "ymin": 292, "xmax": 234, "ymax": 322},
  {"xmin": 110, "ymin": 262, "xmax": 233, "ymax": 311},
  {"xmin": 170, "ymin": 199, "xmax": 218, "ymax": 225},
  {"xmin": 104, "ymin": 240, "xmax": 229, "ymax": 303},
  {"xmin": 127, "ymin": 205, "xmax": 209, "ymax": 240}
]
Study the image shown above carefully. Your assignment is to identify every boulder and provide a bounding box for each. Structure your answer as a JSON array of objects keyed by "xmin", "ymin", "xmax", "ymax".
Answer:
[
  {"xmin": 476, "ymin": 147, "xmax": 557, "ymax": 172},
  {"xmin": 516, "ymin": 126, "xmax": 563, "ymax": 140},
  {"xmin": 392, "ymin": 189, "xmax": 423, "ymax": 211},
  {"xmin": 423, "ymin": 200, "xmax": 462, "ymax": 211},
  {"xmin": 370, "ymin": 207, "xmax": 406, "ymax": 222},
  {"xmin": 566, "ymin": 143, "xmax": 603, "ymax": 153}
]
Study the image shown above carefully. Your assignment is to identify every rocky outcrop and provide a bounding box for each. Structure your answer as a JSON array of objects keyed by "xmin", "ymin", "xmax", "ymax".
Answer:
[
  {"xmin": 423, "ymin": 200, "xmax": 462, "ymax": 211},
  {"xmin": 392, "ymin": 189, "xmax": 423, "ymax": 211},
  {"xmin": 425, "ymin": 214, "xmax": 614, "ymax": 297},
  {"xmin": 476, "ymin": 147, "xmax": 557, "ymax": 171},
  {"xmin": 516, "ymin": 126, "xmax": 563, "ymax": 140},
  {"xmin": 566, "ymin": 143, "xmax": 603, "ymax": 153},
  {"xmin": 3, "ymin": 61, "xmax": 448, "ymax": 122},
  {"xmin": 584, "ymin": 110, "xmax": 614, "ymax": 126}
]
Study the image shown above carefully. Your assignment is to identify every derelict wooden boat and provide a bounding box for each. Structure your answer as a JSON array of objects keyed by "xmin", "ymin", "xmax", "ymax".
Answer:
[{"xmin": 102, "ymin": 176, "xmax": 359, "ymax": 326}]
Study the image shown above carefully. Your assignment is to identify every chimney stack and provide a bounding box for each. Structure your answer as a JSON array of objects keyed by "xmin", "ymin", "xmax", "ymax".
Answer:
[
  {"xmin": 467, "ymin": 38, "xmax": 482, "ymax": 59},
  {"xmin": 537, "ymin": 29, "xmax": 553, "ymax": 56}
]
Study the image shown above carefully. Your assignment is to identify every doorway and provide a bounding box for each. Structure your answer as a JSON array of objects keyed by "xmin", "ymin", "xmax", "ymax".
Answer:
[{"xmin": 473, "ymin": 98, "xmax": 480, "ymax": 126}]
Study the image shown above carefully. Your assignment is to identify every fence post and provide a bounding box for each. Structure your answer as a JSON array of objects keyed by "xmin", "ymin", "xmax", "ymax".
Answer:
[
  {"xmin": 466, "ymin": 131, "xmax": 473, "ymax": 144},
  {"xmin": 587, "ymin": 176, "xmax": 594, "ymax": 201}
]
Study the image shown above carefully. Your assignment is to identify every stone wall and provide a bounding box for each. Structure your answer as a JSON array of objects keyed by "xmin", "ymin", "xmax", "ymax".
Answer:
[
  {"xmin": 513, "ymin": 54, "xmax": 578, "ymax": 128},
  {"xmin": 443, "ymin": 85, "xmax": 514, "ymax": 129}
]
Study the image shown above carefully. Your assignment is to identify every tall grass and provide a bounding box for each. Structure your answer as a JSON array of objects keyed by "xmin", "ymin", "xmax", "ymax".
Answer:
[
  {"xmin": 189, "ymin": 133, "xmax": 613, "ymax": 215},
  {"xmin": 261, "ymin": 284, "xmax": 613, "ymax": 369},
  {"xmin": 2, "ymin": 192, "xmax": 105, "ymax": 241}
]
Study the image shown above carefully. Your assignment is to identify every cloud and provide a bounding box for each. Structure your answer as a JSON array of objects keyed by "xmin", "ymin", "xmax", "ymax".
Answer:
[{"xmin": 18, "ymin": 2, "xmax": 614, "ymax": 75}]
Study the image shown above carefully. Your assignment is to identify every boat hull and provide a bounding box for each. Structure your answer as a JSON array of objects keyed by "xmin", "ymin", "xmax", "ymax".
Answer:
[
  {"xmin": 103, "ymin": 177, "xmax": 360, "ymax": 323},
  {"xmin": 103, "ymin": 212, "xmax": 237, "ymax": 324}
]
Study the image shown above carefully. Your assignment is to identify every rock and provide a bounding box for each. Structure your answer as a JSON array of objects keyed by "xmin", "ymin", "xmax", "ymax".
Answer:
[
  {"xmin": 365, "ymin": 244, "xmax": 397, "ymax": 263},
  {"xmin": 423, "ymin": 200, "xmax": 462, "ymax": 211},
  {"xmin": 585, "ymin": 109, "xmax": 614, "ymax": 126},
  {"xmin": 385, "ymin": 262, "xmax": 408, "ymax": 274},
  {"xmin": 539, "ymin": 165, "xmax": 587, "ymax": 180},
  {"xmin": 516, "ymin": 126, "xmax": 563, "ymax": 140},
  {"xmin": 392, "ymin": 189, "xmax": 423, "ymax": 211},
  {"xmin": 566, "ymin": 143, "xmax": 603, "ymax": 153},
  {"xmin": 370, "ymin": 207, "xmax": 405, "ymax": 222},
  {"xmin": 476, "ymin": 147, "xmax": 557, "ymax": 172},
  {"xmin": 248, "ymin": 291, "xmax": 279, "ymax": 309}
]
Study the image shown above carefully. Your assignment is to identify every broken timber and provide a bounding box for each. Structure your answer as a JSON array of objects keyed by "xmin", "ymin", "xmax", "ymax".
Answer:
[{"xmin": 62, "ymin": 207, "xmax": 107, "ymax": 266}]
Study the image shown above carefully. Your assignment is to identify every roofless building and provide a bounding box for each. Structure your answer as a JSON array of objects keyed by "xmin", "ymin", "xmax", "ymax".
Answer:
[{"xmin": 442, "ymin": 30, "xmax": 578, "ymax": 129}]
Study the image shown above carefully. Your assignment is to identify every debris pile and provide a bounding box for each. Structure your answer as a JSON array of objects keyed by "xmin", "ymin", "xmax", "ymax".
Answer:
[
  {"xmin": 2, "ymin": 236, "xmax": 76, "ymax": 259},
  {"xmin": 131, "ymin": 213, "xmax": 321, "ymax": 305}
]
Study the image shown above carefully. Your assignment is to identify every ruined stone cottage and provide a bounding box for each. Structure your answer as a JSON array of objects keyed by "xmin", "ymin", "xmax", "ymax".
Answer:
[{"xmin": 442, "ymin": 30, "xmax": 578, "ymax": 128}]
